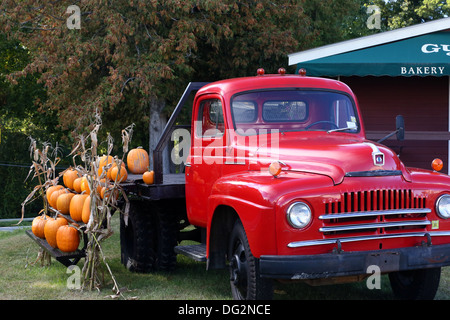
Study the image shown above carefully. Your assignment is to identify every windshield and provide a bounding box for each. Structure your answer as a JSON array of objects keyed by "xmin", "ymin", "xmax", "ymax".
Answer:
[{"xmin": 231, "ymin": 90, "xmax": 359, "ymax": 135}]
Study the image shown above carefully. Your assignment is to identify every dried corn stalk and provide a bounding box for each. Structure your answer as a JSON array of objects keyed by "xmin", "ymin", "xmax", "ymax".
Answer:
[
  {"xmin": 70, "ymin": 111, "xmax": 133, "ymax": 297},
  {"xmin": 21, "ymin": 137, "xmax": 62, "ymax": 266}
]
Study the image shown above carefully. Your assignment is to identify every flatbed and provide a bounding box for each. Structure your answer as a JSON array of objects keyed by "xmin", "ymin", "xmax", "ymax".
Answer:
[{"xmin": 121, "ymin": 173, "xmax": 185, "ymax": 201}]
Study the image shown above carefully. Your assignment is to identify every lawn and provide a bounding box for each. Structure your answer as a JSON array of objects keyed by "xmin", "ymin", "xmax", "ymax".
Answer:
[{"xmin": 0, "ymin": 214, "xmax": 449, "ymax": 300}]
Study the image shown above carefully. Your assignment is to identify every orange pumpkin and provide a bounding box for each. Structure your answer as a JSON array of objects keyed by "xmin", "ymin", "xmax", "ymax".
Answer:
[
  {"xmin": 69, "ymin": 194, "xmax": 89, "ymax": 222},
  {"xmin": 96, "ymin": 178, "xmax": 107, "ymax": 194},
  {"xmin": 97, "ymin": 155, "xmax": 114, "ymax": 178},
  {"xmin": 82, "ymin": 196, "xmax": 91, "ymax": 224},
  {"xmin": 100, "ymin": 186, "xmax": 106, "ymax": 199},
  {"xmin": 101, "ymin": 185, "xmax": 119, "ymax": 201},
  {"xmin": 56, "ymin": 192, "xmax": 75, "ymax": 214},
  {"xmin": 143, "ymin": 170, "xmax": 154, "ymax": 185},
  {"xmin": 46, "ymin": 185, "xmax": 64, "ymax": 205},
  {"xmin": 63, "ymin": 168, "xmax": 79, "ymax": 190},
  {"xmin": 44, "ymin": 217, "xmax": 68, "ymax": 248},
  {"xmin": 56, "ymin": 225, "xmax": 80, "ymax": 252},
  {"xmin": 72, "ymin": 177, "xmax": 83, "ymax": 193},
  {"xmin": 127, "ymin": 147, "xmax": 149, "ymax": 174},
  {"xmin": 110, "ymin": 165, "xmax": 128, "ymax": 183},
  {"xmin": 49, "ymin": 188, "xmax": 68, "ymax": 209},
  {"xmin": 80, "ymin": 176, "xmax": 90, "ymax": 195},
  {"xmin": 31, "ymin": 215, "xmax": 49, "ymax": 239},
  {"xmin": 106, "ymin": 162, "xmax": 126, "ymax": 181}
]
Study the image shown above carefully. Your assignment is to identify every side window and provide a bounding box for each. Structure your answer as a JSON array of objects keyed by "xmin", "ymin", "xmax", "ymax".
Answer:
[{"xmin": 197, "ymin": 99, "xmax": 224, "ymax": 137}]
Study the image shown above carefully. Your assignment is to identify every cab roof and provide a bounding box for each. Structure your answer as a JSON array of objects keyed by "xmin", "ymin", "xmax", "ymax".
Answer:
[{"xmin": 197, "ymin": 72, "xmax": 355, "ymax": 98}]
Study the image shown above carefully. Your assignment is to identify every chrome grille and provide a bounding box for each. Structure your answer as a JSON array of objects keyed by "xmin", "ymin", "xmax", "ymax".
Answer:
[
  {"xmin": 324, "ymin": 189, "xmax": 427, "ymax": 214},
  {"xmin": 320, "ymin": 189, "xmax": 430, "ymax": 236}
]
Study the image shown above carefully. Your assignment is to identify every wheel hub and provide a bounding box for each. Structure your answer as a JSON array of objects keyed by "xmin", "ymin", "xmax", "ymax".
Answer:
[{"xmin": 229, "ymin": 243, "xmax": 248, "ymax": 291}]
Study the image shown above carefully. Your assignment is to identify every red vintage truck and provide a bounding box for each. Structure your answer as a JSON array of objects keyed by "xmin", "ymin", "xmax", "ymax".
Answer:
[{"xmin": 120, "ymin": 69, "xmax": 450, "ymax": 300}]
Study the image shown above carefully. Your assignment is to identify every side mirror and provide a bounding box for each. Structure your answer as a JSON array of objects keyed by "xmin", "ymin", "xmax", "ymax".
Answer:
[
  {"xmin": 377, "ymin": 115, "xmax": 405, "ymax": 144},
  {"xmin": 396, "ymin": 115, "xmax": 405, "ymax": 141}
]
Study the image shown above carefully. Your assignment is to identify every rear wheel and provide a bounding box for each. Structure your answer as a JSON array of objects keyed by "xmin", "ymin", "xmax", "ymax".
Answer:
[
  {"xmin": 389, "ymin": 267, "xmax": 441, "ymax": 300},
  {"xmin": 228, "ymin": 220, "xmax": 273, "ymax": 300},
  {"xmin": 119, "ymin": 200, "xmax": 179, "ymax": 272},
  {"xmin": 120, "ymin": 201, "xmax": 156, "ymax": 273},
  {"xmin": 154, "ymin": 204, "xmax": 178, "ymax": 271}
]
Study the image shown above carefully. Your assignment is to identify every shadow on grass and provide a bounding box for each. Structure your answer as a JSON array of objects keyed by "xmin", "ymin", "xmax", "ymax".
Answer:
[{"xmin": 109, "ymin": 253, "xmax": 397, "ymax": 300}]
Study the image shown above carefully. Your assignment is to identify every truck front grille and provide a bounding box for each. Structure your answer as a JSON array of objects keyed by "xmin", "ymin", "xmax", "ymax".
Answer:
[
  {"xmin": 324, "ymin": 189, "xmax": 427, "ymax": 214},
  {"xmin": 320, "ymin": 189, "xmax": 430, "ymax": 236}
]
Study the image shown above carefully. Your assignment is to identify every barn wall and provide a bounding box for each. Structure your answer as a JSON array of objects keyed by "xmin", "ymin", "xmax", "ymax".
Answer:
[{"xmin": 341, "ymin": 76, "xmax": 449, "ymax": 172}]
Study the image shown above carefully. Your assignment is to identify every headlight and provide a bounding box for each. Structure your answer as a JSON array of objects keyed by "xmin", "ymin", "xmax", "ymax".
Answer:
[
  {"xmin": 436, "ymin": 194, "xmax": 450, "ymax": 219},
  {"xmin": 287, "ymin": 202, "xmax": 312, "ymax": 229}
]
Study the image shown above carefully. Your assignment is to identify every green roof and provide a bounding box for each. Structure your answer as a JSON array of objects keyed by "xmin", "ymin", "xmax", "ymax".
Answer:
[
  {"xmin": 296, "ymin": 32, "xmax": 450, "ymax": 77},
  {"xmin": 289, "ymin": 19, "xmax": 450, "ymax": 77}
]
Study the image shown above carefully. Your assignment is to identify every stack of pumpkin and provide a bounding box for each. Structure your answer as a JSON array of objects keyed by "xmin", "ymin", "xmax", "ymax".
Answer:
[
  {"xmin": 126, "ymin": 147, "xmax": 154, "ymax": 184},
  {"xmin": 96, "ymin": 147, "xmax": 154, "ymax": 186},
  {"xmin": 31, "ymin": 214, "xmax": 78, "ymax": 253},
  {"xmin": 30, "ymin": 173, "xmax": 84, "ymax": 253},
  {"xmin": 30, "ymin": 147, "xmax": 154, "ymax": 253}
]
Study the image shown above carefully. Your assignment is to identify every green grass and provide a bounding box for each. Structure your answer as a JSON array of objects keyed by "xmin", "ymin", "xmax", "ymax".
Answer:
[{"xmin": 0, "ymin": 214, "xmax": 449, "ymax": 300}]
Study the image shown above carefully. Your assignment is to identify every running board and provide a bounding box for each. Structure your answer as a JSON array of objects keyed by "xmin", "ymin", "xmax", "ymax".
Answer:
[{"xmin": 174, "ymin": 244, "xmax": 207, "ymax": 262}]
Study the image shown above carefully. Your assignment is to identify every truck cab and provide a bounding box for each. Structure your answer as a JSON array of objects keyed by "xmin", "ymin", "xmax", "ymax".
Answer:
[{"xmin": 183, "ymin": 69, "xmax": 450, "ymax": 299}]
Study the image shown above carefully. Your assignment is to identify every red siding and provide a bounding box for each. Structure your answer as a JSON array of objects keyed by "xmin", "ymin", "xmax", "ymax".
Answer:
[{"xmin": 341, "ymin": 76, "xmax": 449, "ymax": 172}]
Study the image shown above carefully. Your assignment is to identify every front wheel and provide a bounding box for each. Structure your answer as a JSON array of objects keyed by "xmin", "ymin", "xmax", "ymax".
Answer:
[
  {"xmin": 389, "ymin": 267, "xmax": 441, "ymax": 300},
  {"xmin": 228, "ymin": 220, "xmax": 273, "ymax": 300}
]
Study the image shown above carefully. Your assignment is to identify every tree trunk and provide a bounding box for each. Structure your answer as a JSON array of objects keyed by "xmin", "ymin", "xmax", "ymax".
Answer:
[{"xmin": 149, "ymin": 97, "xmax": 169, "ymax": 174}]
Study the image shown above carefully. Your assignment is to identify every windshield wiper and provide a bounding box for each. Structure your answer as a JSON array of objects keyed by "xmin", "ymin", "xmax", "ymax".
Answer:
[{"xmin": 327, "ymin": 126, "xmax": 358, "ymax": 134}]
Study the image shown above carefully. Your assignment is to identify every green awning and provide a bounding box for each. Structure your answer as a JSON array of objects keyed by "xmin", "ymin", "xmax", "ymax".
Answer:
[{"xmin": 296, "ymin": 32, "xmax": 450, "ymax": 77}]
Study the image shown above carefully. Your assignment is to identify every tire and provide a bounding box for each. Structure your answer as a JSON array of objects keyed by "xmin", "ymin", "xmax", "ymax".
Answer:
[
  {"xmin": 228, "ymin": 220, "xmax": 273, "ymax": 300},
  {"xmin": 120, "ymin": 201, "xmax": 156, "ymax": 273},
  {"xmin": 154, "ymin": 205, "xmax": 178, "ymax": 271},
  {"xmin": 389, "ymin": 267, "xmax": 441, "ymax": 300},
  {"xmin": 120, "ymin": 200, "xmax": 179, "ymax": 272}
]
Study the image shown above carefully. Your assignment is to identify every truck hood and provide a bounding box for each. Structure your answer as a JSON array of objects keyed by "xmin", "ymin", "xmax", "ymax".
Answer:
[{"xmin": 248, "ymin": 133, "xmax": 411, "ymax": 185}]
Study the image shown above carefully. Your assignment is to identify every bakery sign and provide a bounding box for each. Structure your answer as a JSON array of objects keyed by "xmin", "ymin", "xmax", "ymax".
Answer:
[
  {"xmin": 400, "ymin": 43, "xmax": 449, "ymax": 76},
  {"xmin": 400, "ymin": 66, "xmax": 446, "ymax": 75},
  {"xmin": 421, "ymin": 44, "xmax": 450, "ymax": 56}
]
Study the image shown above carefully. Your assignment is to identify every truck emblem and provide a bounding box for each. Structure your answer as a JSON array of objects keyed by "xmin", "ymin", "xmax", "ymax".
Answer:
[
  {"xmin": 374, "ymin": 153, "xmax": 384, "ymax": 166},
  {"xmin": 365, "ymin": 142, "xmax": 385, "ymax": 167}
]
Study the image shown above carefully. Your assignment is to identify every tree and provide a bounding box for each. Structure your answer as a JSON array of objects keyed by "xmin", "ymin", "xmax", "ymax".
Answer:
[
  {"xmin": 372, "ymin": 0, "xmax": 450, "ymax": 30},
  {"xmin": 1, "ymin": 1, "xmax": 360, "ymax": 154},
  {"xmin": 339, "ymin": 0, "xmax": 450, "ymax": 40}
]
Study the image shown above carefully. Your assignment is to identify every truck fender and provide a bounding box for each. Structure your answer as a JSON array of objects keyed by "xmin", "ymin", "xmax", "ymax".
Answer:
[{"xmin": 206, "ymin": 184, "xmax": 278, "ymax": 269}]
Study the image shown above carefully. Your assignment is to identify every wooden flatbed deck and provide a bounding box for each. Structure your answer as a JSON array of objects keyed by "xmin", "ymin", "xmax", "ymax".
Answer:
[{"xmin": 121, "ymin": 173, "xmax": 186, "ymax": 201}]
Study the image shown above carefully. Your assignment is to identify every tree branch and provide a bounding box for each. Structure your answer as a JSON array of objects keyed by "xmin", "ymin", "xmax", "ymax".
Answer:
[{"xmin": 121, "ymin": 77, "xmax": 137, "ymax": 93}]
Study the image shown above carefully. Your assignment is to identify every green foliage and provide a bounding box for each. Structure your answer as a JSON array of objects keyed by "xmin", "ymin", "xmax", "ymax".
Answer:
[
  {"xmin": 0, "ymin": 34, "xmax": 29, "ymax": 73},
  {"xmin": 373, "ymin": 0, "xmax": 450, "ymax": 30},
  {"xmin": 0, "ymin": 130, "xmax": 41, "ymax": 218},
  {"xmin": 338, "ymin": 0, "xmax": 450, "ymax": 39},
  {"xmin": 0, "ymin": 35, "xmax": 61, "ymax": 219}
]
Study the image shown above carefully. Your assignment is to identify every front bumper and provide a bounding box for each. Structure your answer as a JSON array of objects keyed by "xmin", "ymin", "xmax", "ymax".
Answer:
[{"xmin": 259, "ymin": 243, "xmax": 450, "ymax": 280}]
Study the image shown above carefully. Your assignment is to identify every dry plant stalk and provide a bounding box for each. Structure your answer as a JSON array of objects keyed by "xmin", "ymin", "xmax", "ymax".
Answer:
[
  {"xmin": 21, "ymin": 137, "xmax": 62, "ymax": 266},
  {"xmin": 70, "ymin": 112, "xmax": 133, "ymax": 298}
]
